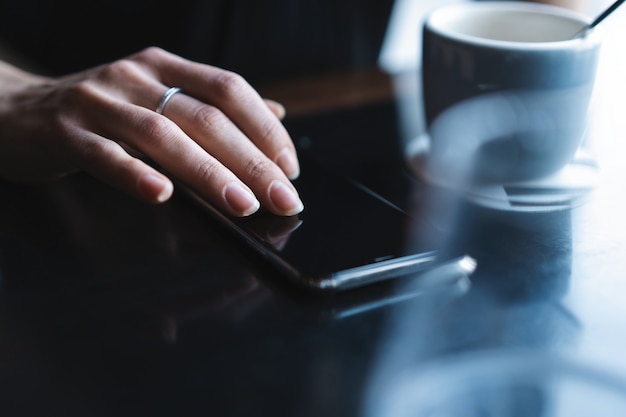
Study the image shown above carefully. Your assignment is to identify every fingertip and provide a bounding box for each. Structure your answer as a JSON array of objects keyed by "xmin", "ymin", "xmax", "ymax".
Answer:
[
  {"xmin": 268, "ymin": 180, "xmax": 304, "ymax": 216},
  {"xmin": 138, "ymin": 173, "xmax": 174, "ymax": 203},
  {"xmin": 276, "ymin": 147, "xmax": 301, "ymax": 180},
  {"xmin": 265, "ymin": 99, "xmax": 287, "ymax": 120},
  {"xmin": 223, "ymin": 182, "xmax": 261, "ymax": 217}
]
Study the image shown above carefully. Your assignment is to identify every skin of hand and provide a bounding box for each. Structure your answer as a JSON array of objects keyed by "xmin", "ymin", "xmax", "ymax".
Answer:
[{"xmin": 0, "ymin": 47, "xmax": 303, "ymax": 217}]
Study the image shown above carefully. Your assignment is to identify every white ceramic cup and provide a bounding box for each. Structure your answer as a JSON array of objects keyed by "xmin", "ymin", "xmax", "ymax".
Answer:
[{"xmin": 421, "ymin": 1, "xmax": 602, "ymax": 184}]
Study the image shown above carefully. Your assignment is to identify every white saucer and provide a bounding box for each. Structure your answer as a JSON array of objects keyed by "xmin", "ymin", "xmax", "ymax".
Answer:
[{"xmin": 405, "ymin": 133, "xmax": 600, "ymax": 213}]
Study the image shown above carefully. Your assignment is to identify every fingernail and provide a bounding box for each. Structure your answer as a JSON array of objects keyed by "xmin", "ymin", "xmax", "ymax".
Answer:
[
  {"xmin": 139, "ymin": 174, "xmax": 173, "ymax": 203},
  {"xmin": 276, "ymin": 147, "xmax": 300, "ymax": 180},
  {"xmin": 224, "ymin": 183, "xmax": 260, "ymax": 216},
  {"xmin": 269, "ymin": 181, "xmax": 304, "ymax": 216},
  {"xmin": 267, "ymin": 99, "xmax": 286, "ymax": 119}
]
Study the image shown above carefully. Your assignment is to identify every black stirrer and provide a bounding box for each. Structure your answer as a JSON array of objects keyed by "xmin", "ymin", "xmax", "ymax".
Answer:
[{"xmin": 573, "ymin": 0, "xmax": 625, "ymax": 38}]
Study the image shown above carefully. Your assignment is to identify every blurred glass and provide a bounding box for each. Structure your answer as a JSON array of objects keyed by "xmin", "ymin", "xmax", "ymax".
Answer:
[{"xmin": 367, "ymin": 350, "xmax": 626, "ymax": 417}]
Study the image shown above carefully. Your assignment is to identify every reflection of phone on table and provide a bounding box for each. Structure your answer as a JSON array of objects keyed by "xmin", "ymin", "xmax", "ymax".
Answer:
[{"xmin": 181, "ymin": 155, "xmax": 441, "ymax": 291}]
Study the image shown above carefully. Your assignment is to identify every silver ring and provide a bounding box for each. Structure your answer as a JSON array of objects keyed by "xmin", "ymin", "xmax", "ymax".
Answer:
[{"xmin": 156, "ymin": 87, "xmax": 182, "ymax": 115}]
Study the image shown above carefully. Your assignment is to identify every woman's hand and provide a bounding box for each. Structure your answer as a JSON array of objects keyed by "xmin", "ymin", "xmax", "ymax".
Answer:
[{"xmin": 0, "ymin": 47, "xmax": 303, "ymax": 217}]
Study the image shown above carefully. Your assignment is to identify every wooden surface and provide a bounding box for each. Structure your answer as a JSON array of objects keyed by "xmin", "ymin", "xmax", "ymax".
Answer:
[{"xmin": 258, "ymin": 68, "xmax": 396, "ymax": 118}]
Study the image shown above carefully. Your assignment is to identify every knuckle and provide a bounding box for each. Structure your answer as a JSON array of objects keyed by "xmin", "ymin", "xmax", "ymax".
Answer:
[
  {"xmin": 256, "ymin": 118, "xmax": 283, "ymax": 145},
  {"xmin": 135, "ymin": 114, "xmax": 177, "ymax": 144},
  {"xmin": 77, "ymin": 138, "xmax": 118, "ymax": 166},
  {"xmin": 133, "ymin": 46, "xmax": 168, "ymax": 63},
  {"xmin": 213, "ymin": 71, "xmax": 248, "ymax": 101},
  {"xmin": 195, "ymin": 159, "xmax": 221, "ymax": 184},
  {"xmin": 52, "ymin": 113, "xmax": 77, "ymax": 137},
  {"xmin": 57, "ymin": 80, "xmax": 101, "ymax": 110},
  {"xmin": 70, "ymin": 79, "xmax": 97, "ymax": 98},
  {"xmin": 244, "ymin": 156, "xmax": 273, "ymax": 181},
  {"xmin": 100, "ymin": 59, "xmax": 143, "ymax": 82},
  {"xmin": 141, "ymin": 46, "xmax": 166, "ymax": 57},
  {"xmin": 192, "ymin": 105, "xmax": 229, "ymax": 135}
]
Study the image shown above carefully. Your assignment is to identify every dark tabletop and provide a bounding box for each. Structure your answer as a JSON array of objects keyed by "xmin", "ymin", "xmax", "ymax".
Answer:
[{"xmin": 2, "ymin": 23, "xmax": 626, "ymax": 417}]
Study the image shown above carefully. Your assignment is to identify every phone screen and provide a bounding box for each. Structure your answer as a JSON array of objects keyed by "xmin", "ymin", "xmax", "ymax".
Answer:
[{"xmin": 181, "ymin": 154, "xmax": 440, "ymax": 290}]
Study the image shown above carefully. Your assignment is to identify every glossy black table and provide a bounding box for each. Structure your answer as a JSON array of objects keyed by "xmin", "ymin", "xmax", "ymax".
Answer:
[{"xmin": 3, "ymin": 25, "xmax": 626, "ymax": 417}]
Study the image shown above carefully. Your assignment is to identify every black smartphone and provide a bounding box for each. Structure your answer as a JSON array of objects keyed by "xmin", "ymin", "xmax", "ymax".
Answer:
[{"xmin": 180, "ymin": 154, "xmax": 442, "ymax": 291}]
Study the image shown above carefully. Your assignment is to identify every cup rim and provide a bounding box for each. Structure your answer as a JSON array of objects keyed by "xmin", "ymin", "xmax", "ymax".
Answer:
[{"xmin": 424, "ymin": 1, "xmax": 601, "ymax": 50}]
